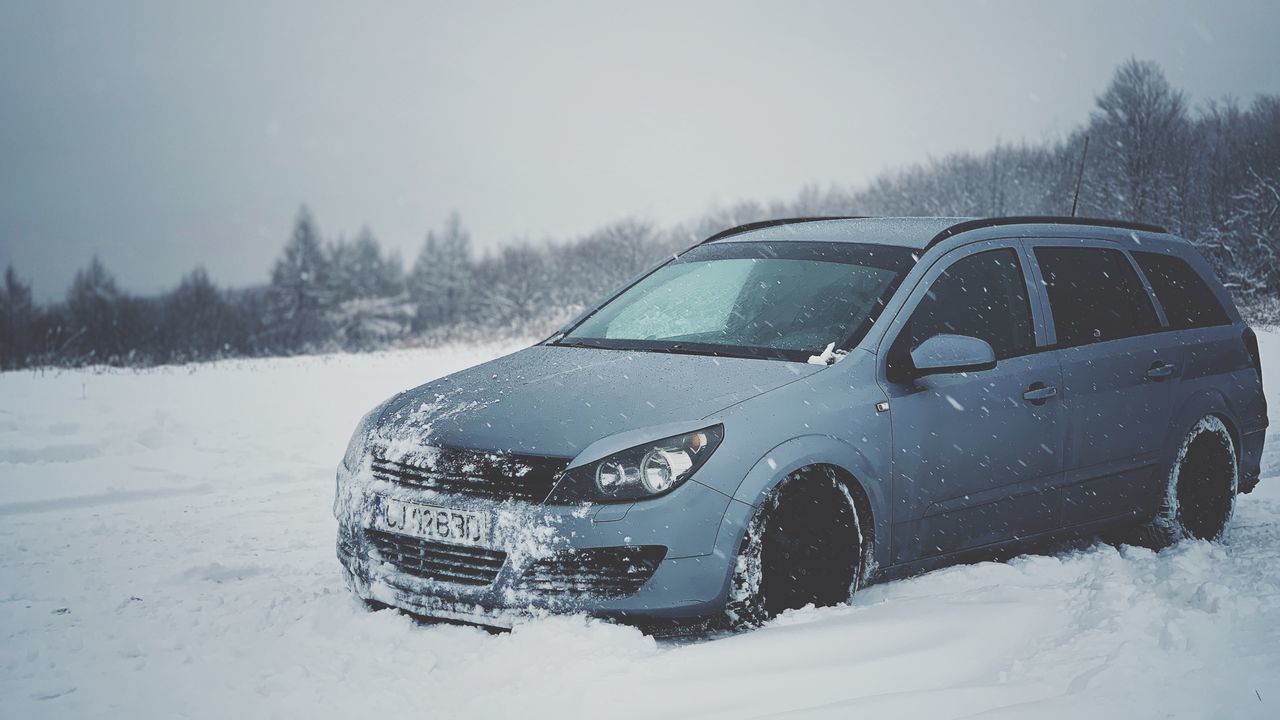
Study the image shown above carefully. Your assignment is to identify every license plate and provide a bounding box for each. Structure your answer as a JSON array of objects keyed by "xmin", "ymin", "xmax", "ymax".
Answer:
[{"xmin": 370, "ymin": 496, "xmax": 489, "ymax": 547}]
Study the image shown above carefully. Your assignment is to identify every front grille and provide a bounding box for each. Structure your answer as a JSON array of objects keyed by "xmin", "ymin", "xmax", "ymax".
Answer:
[
  {"xmin": 367, "ymin": 529, "xmax": 507, "ymax": 586},
  {"xmin": 516, "ymin": 545, "xmax": 667, "ymax": 598},
  {"xmin": 370, "ymin": 449, "xmax": 568, "ymax": 503}
]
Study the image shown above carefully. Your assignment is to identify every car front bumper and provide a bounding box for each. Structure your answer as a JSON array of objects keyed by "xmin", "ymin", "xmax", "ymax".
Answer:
[{"xmin": 333, "ymin": 462, "xmax": 744, "ymax": 627}]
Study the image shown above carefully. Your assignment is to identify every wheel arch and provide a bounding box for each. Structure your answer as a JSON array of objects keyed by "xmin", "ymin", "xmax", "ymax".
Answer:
[
  {"xmin": 1208, "ymin": 412, "xmax": 1241, "ymax": 462},
  {"xmin": 1166, "ymin": 388, "xmax": 1243, "ymax": 464},
  {"xmin": 724, "ymin": 434, "xmax": 890, "ymax": 575}
]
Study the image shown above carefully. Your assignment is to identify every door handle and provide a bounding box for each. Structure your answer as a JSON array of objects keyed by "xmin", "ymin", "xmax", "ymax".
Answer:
[
  {"xmin": 1023, "ymin": 382, "xmax": 1058, "ymax": 404},
  {"xmin": 1146, "ymin": 362, "xmax": 1176, "ymax": 381}
]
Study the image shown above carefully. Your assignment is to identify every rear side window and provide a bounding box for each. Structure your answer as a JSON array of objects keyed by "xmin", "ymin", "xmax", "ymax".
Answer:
[
  {"xmin": 892, "ymin": 248, "xmax": 1035, "ymax": 365},
  {"xmin": 1035, "ymin": 247, "xmax": 1160, "ymax": 347},
  {"xmin": 1132, "ymin": 251, "xmax": 1231, "ymax": 329}
]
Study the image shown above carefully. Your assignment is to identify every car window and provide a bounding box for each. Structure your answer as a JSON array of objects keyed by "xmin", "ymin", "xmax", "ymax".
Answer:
[
  {"xmin": 562, "ymin": 241, "xmax": 916, "ymax": 362},
  {"xmin": 1034, "ymin": 246, "xmax": 1160, "ymax": 346},
  {"xmin": 1132, "ymin": 251, "xmax": 1231, "ymax": 330},
  {"xmin": 600, "ymin": 260, "xmax": 753, "ymax": 340},
  {"xmin": 890, "ymin": 248, "xmax": 1034, "ymax": 374}
]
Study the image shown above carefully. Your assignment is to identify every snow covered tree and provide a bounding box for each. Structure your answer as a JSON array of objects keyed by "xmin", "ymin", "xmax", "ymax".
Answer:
[
  {"xmin": 329, "ymin": 227, "xmax": 404, "ymax": 301},
  {"xmin": 408, "ymin": 212, "xmax": 473, "ymax": 329},
  {"xmin": 1085, "ymin": 59, "xmax": 1190, "ymax": 223},
  {"xmin": 472, "ymin": 244, "xmax": 551, "ymax": 327},
  {"xmin": 266, "ymin": 206, "xmax": 333, "ymax": 351},
  {"xmin": 162, "ymin": 267, "xmax": 240, "ymax": 361},
  {"xmin": 0, "ymin": 265, "xmax": 35, "ymax": 368},
  {"xmin": 1223, "ymin": 97, "xmax": 1280, "ymax": 299},
  {"xmin": 329, "ymin": 295, "xmax": 416, "ymax": 350},
  {"xmin": 65, "ymin": 256, "xmax": 125, "ymax": 361},
  {"xmin": 354, "ymin": 227, "xmax": 404, "ymax": 298}
]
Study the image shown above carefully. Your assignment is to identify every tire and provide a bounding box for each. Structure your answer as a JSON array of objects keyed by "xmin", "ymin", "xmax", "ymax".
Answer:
[
  {"xmin": 1135, "ymin": 415, "xmax": 1238, "ymax": 549},
  {"xmin": 725, "ymin": 469, "xmax": 865, "ymax": 628}
]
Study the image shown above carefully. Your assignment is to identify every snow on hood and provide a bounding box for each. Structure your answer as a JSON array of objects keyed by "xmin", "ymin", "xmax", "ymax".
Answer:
[{"xmin": 373, "ymin": 344, "xmax": 819, "ymax": 459}]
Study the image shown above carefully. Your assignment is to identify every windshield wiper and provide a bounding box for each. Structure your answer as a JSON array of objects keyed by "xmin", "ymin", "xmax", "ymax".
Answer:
[{"xmin": 549, "ymin": 338, "xmax": 806, "ymax": 363}]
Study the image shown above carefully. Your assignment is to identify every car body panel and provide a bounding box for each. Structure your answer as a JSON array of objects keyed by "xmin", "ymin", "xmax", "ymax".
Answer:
[
  {"xmin": 1055, "ymin": 333, "xmax": 1185, "ymax": 525},
  {"xmin": 377, "ymin": 344, "xmax": 820, "ymax": 459},
  {"xmin": 871, "ymin": 238, "xmax": 1065, "ymax": 561},
  {"xmin": 884, "ymin": 352, "xmax": 1065, "ymax": 561},
  {"xmin": 336, "ymin": 460, "xmax": 736, "ymax": 622}
]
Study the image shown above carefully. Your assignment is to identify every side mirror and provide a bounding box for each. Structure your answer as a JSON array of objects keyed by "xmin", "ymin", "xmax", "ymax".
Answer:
[{"xmin": 909, "ymin": 334, "xmax": 996, "ymax": 376}]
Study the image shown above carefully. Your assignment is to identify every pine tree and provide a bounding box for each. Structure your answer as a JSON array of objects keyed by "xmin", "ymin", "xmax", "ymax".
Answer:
[
  {"xmin": 325, "ymin": 235, "xmax": 360, "ymax": 303},
  {"xmin": 350, "ymin": 227, "xmax": 404, "ymax": 298},
  {"xmin": 408, "ymin": 212, "xmax": 473, "ymax": 329},
  {"xmin": 266, "ymin": 206, "xmax": 333, "ymax": 351},
  {"xmin": 0, "ymin": 265, "xmax": 35, "ymax": 368},
  {"xmin": 65, "ymin": 256, "xmax": 124, "ymax": 361},
  {"xmin": 164, "ymin": 266, "xmax": 238, "ymax": 361},
  {"xmin": 327, "ymin": 227, "xmax": 404, "ymax": 303}
]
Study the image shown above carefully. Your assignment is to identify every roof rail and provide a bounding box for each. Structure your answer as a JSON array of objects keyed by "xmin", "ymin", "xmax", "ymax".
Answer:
[
  {"xmin": 926, "ymin": 216, "xmax": 1167, "ymax": 250},
  {"xmin": 700, "ymin": 216, "xmax": 871, "ymax": 245}
]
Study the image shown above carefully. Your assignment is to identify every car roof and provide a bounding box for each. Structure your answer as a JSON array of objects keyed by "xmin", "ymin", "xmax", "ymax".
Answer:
[{"xmin": 704, "ymin": 216, "xmax": 1173, "ymax": 251}]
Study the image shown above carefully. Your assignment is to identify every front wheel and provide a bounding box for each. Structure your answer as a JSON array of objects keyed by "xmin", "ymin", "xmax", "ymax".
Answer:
[
  {"xmin": 725, "ymin": 469, "xmax": 866, "ymax": 628},
  {"xmin": 1135, "ymin": 415, "xmax": 1238, "ymax": 549}
]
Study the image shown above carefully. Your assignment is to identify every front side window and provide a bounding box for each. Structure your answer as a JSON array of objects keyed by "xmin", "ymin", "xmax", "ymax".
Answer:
[
  {"xmin": 1132, "ymin": 251, "xmax": 1230, "ymax": 330},
  {"xmin": 1035, "ymin": 246, "xmax": 1160, "ymax": 346},
  {"xmin": 888, "ymin": 248, "xmax": 1034, "ymax": 378},
  {"xmin": 559, "ymin": 241, "xmax": 917, "ymax": 362}
]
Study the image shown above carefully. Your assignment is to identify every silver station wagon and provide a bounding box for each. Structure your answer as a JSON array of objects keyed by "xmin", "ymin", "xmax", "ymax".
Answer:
[{"xmin": 334, "ymin": 216, "xmax": 1268, "ymax": 628}]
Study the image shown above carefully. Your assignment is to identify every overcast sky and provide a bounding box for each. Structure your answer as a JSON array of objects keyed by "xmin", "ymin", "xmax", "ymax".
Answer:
[{"xmin": 3, "ymin": 0, "xmax": 1280, "ymax": 299}]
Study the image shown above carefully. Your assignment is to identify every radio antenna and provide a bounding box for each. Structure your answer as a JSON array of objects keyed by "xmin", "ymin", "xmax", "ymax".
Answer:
[{"xmin": 1070, "ymin": 135, "xmax": 1090, "ymax": 217}]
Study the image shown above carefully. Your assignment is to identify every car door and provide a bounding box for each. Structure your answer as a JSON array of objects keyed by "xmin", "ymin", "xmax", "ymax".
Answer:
[
  {"xmin": 1029, "ymin": 241, "xmax": 1184, "ymax": 526},
  {"xmin": 881, "ymin": 241, "xmax": 1064, "ymax": 564}
]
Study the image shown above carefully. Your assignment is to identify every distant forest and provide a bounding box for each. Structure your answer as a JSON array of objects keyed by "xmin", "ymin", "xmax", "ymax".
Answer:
[{"xmin": 2, "ymin": 59, "xmax": 1278, "ymax": 369}]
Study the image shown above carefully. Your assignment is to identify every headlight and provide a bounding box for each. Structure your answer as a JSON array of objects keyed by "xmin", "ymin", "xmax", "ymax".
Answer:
[{"xmin": 553, "ymin": 425, "xmax": 724, "ymax": 503}]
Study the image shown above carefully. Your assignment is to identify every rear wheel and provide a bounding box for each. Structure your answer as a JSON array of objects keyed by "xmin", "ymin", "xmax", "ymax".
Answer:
[
  {"xmin": 726, "ymin": 469, "xmax": 865, "ymax": 628},
  {"xmin": 1135, "ymin": 415, "xmax": 1238, "ymax": 549}
]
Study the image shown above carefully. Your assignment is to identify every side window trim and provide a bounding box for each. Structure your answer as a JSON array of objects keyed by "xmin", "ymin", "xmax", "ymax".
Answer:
[
  {"xmin": 1016, "ymin": 239, "xmax": 1057, "ymax": 348},
  {"xmin": 1123, "ymin": 249, "xmax": 1171, "ymax": 330}
]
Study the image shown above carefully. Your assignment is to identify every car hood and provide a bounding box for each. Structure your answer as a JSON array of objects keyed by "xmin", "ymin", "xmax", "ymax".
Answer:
[{"xmin": 373, "ymin": 344, "xmax": 820, "ymax": 459}]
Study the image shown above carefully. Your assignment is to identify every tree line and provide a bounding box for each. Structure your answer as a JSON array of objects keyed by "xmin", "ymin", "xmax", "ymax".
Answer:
[
  {"xmin": 1, "ymin": 59, "xmax": 1277, "ymax": 370},
  {"xmin": 0, "ymin": 208, "xmax": 683, "ymax": 368}
]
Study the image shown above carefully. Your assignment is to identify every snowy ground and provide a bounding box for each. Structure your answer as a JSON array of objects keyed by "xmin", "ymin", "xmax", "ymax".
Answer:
[{"xmin": 2, "ymin": 335, "xmax": 1279, "ymax": 720}]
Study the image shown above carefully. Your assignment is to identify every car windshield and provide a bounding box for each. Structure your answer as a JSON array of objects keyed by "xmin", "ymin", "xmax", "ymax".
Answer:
[{"xmin": 557, "ymin": 241, "xmax": 917, "ymax": 362}]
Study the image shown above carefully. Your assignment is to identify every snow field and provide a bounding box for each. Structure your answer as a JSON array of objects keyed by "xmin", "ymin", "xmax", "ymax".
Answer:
[{"xmin": 1, "ymin": 334, "xmax": 1278, "ymax": 719}]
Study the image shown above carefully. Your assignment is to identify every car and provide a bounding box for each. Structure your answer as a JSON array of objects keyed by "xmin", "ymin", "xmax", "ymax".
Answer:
[{"xmin": 334, "ymin": 215, "xmax": 1268, "ymax": 628}]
